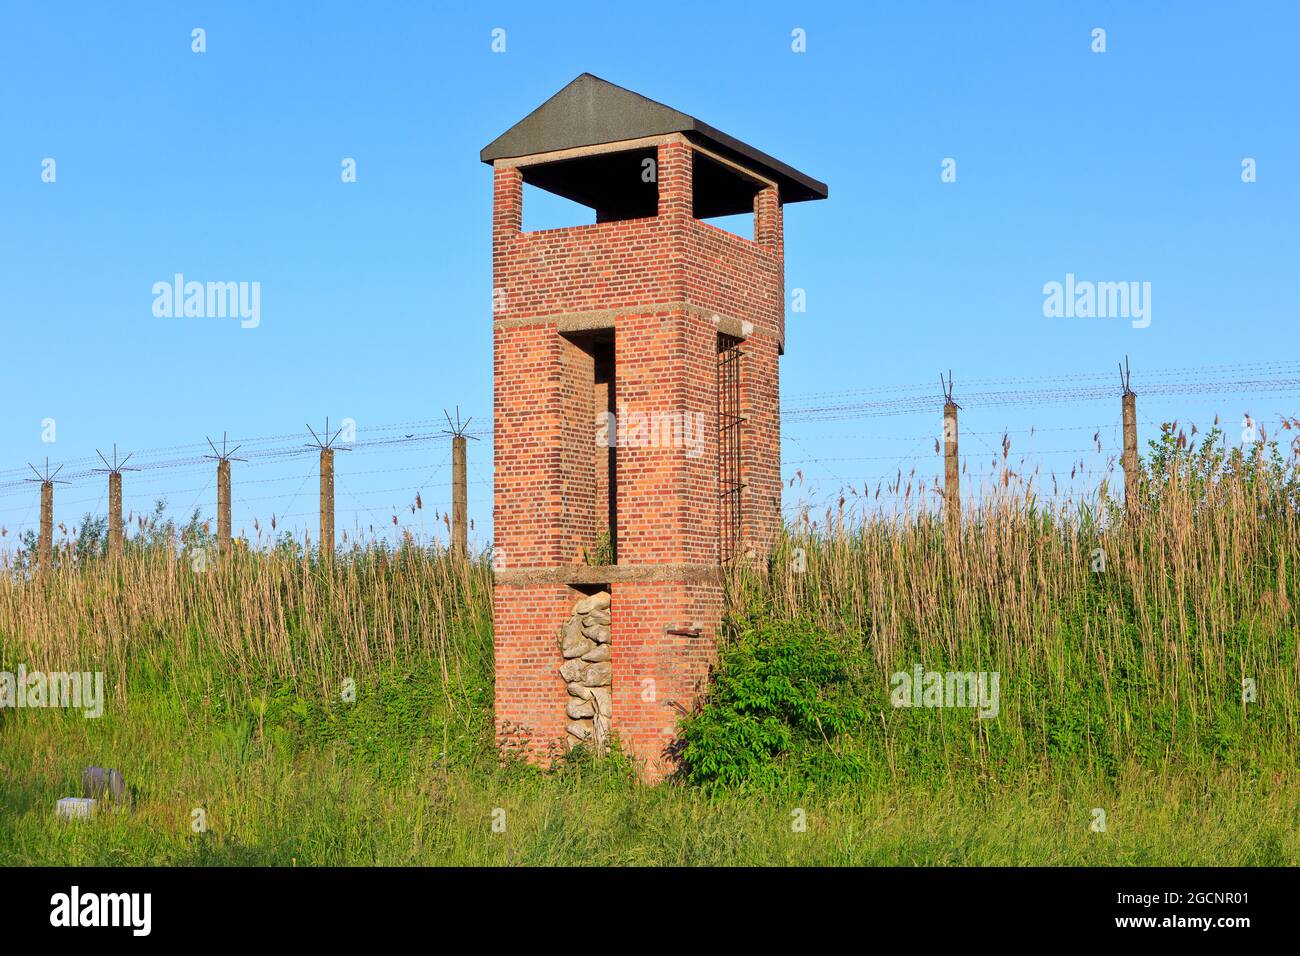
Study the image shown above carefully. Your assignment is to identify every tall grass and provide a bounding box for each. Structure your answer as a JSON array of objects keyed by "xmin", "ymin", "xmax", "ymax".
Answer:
[
  {"xmin": 0, "ymin": 545, "xmax": 494, "ymax": 701},
  {"xmin": 2, "ymin": 424, "xmax": 1297, "ymax": 779},
  {"xmin": 717, "ymin": 425, "xmax": 1300, "ymax": 783},
  {"xmin": 0, "ymin": 424, "xmax": 1297, "ymax": 864}
]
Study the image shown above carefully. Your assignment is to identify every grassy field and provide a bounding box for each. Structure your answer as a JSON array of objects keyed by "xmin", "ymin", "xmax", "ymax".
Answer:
[
  {"xmin": 1, "ymin": 425, "xmax": 1297, "ymax": 865},
  {"xmin": 4, "ymin": 705, "xmax": 1296, "ymax": 865}
]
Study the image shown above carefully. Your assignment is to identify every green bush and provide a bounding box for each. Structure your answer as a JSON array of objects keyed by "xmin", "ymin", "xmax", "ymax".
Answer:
[{"xmin": 678, "ymin": 609, "xmax": 866, "ymax": 790}]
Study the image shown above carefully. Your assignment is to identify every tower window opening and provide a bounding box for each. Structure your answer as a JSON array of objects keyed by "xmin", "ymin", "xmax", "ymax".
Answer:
[{"xmin": 717, "ymin": 334, "xmax": 744, "ymax": 563}]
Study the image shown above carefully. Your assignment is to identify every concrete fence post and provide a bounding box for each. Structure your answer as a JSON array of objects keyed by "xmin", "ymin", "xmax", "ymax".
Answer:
[
  {"xmin": 39, "ymin": 480, "xmax": 53, "ymax": 572},
  {"xmin": 944, "ymin": 400, "xmax": 960, "ymax": 524},
  {"xmin": 108, "ymin": 471, "xmax": 123, "ymax": 558},
  {"xmin": 1122, "ymin": 390, "xmax": 1139, "ymax": 513},
  {"xmin": 452, "ymin": 435, "xmax": 467, "ymax": 556},
  {"xmin": 217, "ymin": 458, "xmax": 232, "ymax": 559},
  {"xmin": 320, "ymin": 448, "xmax": 335, "ymax": 560}
]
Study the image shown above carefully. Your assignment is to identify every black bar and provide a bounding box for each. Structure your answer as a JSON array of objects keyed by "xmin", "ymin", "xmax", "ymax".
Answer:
[{"xmin": 0, "ymin": 866, "xmax": 1285, "ymax": 943}]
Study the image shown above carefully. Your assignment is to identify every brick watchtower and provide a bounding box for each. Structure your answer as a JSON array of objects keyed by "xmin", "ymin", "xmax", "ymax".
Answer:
[{"xmin": 483, "ymin": 74, "xmax": 826, "ymax": 779}]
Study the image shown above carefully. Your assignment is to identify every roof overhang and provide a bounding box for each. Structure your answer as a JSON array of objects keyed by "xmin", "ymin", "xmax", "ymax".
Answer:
[{"xmin": 480, "ymin": 74, "xmax": 828, "ymax": 205}]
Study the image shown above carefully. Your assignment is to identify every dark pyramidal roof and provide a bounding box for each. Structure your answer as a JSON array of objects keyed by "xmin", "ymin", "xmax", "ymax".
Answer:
[{"xmin": 480, "ymin": 73, "xmax": 828, "ymax": 205}]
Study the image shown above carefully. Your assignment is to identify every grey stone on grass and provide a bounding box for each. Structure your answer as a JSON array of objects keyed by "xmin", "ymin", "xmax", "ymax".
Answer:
[
  {"xmin": 82, "ymin": 767, "xmax": 127, "ymax": 805},
  {"xmin": 56, "ymin": 797, "xmax": 96, "ymax": 821}
]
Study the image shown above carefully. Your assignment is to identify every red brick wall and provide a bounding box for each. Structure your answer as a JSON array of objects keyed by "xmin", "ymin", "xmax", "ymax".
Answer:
[
  {"xmin": 492, "ymin": 321, "xmax": 571, "ymax": 567},
  {"xmin": 611, "ymin": 581, "xmax": 723, "ymax": 780},
  {"xmin": 681, "ymin": 196, "xmax": 784, "ymax": 342},
  {"xmin": 492, "ymin": 157, "xmax": 679, "ymax": 321},
  {"xmin": 558, "ymin": 335, "xmax": 598, "ymax": 560},
  {"xmin": 611, "ymin": 308, "xmax": 720, "ymax": 565},
  {"xmin": 492, "ymin": 138, "xmax": 787, "ymax": 778},
  {"xmin": 494, "ymin": 583, "xmax": 574, "ymax": 760}
]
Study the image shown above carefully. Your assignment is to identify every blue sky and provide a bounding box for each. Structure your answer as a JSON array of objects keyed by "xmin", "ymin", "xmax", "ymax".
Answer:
[{"xmin": 1, "ymin": 1, "xmax": 1296, "ymax": 551}]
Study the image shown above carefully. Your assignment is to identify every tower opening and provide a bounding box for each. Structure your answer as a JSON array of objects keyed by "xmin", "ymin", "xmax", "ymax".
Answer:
[
  {"xmin": 561, "ymin": 329, "xmax": 617, "ymax": 566},
  {"xmin": 692, "ymin": 151, "xmax": 764, "ymax": 240},
  {"xmin": 519, "ymin": 147, "xmax": 659, "ymax": 230}
]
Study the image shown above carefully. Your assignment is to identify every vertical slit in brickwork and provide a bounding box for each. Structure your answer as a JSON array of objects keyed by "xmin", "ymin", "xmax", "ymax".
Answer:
[
  {"xmin": 718, "ymin": 334, "xmax": 744, "ymax": 563},
  {"xmin": 593, "ymin": 339, "xmax": 617, "ymax": 563},
  {"xmin": 562, "ymin": 330, "xmax": 616, "ymax": 565}
]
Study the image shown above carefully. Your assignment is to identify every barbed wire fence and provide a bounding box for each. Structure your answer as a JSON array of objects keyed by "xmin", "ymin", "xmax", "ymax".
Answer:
[
  {"xmin": 0, "ymin": 359, "xmax": 1296, "ymax": 564},
  {"xmin": 0, "ymin": 418, "xmax": 494, "ymax": 565},
  {"xmin": 780, "ymin": 358, "xmax": 1300, "ymax": 522}
]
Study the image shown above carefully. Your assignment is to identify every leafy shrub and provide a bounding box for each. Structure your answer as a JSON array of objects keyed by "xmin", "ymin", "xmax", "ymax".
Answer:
[{"xmin": 678, "ymin": 609, "xmax": 866, "ymax": 789}]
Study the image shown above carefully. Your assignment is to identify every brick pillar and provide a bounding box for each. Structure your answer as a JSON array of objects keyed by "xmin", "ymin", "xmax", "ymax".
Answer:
[
  {"xmin": 492, "ymin": 165, "xmax": 523, "ymax": 321},
  {"xmin": 494, "ymin": 583, "xmax": 575, "ymax": 760},
  {"xmin": 494, "ymin": 166, "xmax": 522, "ymax": 238},
  {"xmin": 755, "ymin": 183, "xmax": 783, "ymax": 253},
  {"xmin": 612, "ymin": 581, "xmax": 722, "ymax": 780},
  {"xmin": 656, "ymin": 141, "xmax": 693, "ymax": 220},
  {"xmin": 492, "ymin": 307, "xmax": 578, "ymax": 761},
  {"xmin": 492, "ymin": 322, "xmax": 571, "ymax": 568},
  {"xmin": 615, "ymin": 309, "xmax": 718, "ymax": 566},
  {"xmin": 613, "ymin": 307, "xmax": 725, "ymax": 780}
]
